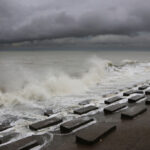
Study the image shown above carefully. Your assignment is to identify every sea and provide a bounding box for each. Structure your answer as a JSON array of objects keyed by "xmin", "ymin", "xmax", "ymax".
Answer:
[{"xmin": 0, "ymin": 48, "xmax": 150, "ymax": 145}]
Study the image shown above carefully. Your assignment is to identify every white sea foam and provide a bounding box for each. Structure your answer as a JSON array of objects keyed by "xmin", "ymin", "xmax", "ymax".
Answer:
[
  {"xmin": 0, "ymin": 54, "xmax": 150, "ymax": 141},
  {"xmin": 0, "ymin": 57, "xmax": 111, "ymax": 105},
  {"xmin": 0, "ymin": 57, "xmax": 149, "ymax": 108}
]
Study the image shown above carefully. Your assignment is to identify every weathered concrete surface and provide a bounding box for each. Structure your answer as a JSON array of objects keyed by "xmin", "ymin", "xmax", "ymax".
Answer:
[
  {"xmin": 18, "ymin": 140, "xmax": 39, "ymax": 150},
  {"xmin": 79, "ymin": 100, "xmax": 92, "ymax": 105},
  {"xmin": 121, "ymin": 105, "xmax": 147, "ymax": 119},
  {"xmin": 43, "ymin": 102, "xmax": 150, "ymax": 150},
  {"xmin": 104, "ymin": 96, "xmax": 122, "ymax": 104},
  {"xmin": 0, "ymin": 133, "xmax": 18, "ymax": 144},
  {"xmin": 29, "ymin": 117, "xmax": 62, "ymax": 131},
  {"xmin": 0, "ymin": 134, "xmax": 49, "ymax": 150},
  {"xmin": 128, "ymin": 94, "xmax": 145, "ymax": 103},
  {"xmin": 123, "ymin": 90, "xmax": 143, "ymax": 96},
  {"xmin": 0, "ymin": 124, "xmax": 11, "ymax": 132},
  {"xmin": 74, "ymin": 106, "xmax": 98, "ymax": 115},
  {"xmin": 138, "ymin": 85, "xmax": 149, "ymax": 90},
  {"xmin": 145, "ymin": 97, "xmax": 150, "ymax": 104},
  {"xmin": 60, "ymin": 118, "xmax": 94, "ymax": 133},
  {"xmin": 76, "ymin": 123, "xmax": 116, "ymax": 145},
  {"xmin": 1, "ymin": 84, "xmax": 150, "ymax": 150},
  {"xmin": 104, "ymin": 103, "xmax": 127, "ymax": 114},
  {"xmin": 145, "ymin": 89, "xmax": 150, "ymax": 95},
  {"xmin": 44, "ymin": 109, "xmax": 53, "ymax": 117}
]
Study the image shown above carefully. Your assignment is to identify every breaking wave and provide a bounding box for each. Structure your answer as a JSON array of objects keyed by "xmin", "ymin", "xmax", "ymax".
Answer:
[{"xmin": 0, "ymin": 56, "xmax": 149, "ymax": 106}]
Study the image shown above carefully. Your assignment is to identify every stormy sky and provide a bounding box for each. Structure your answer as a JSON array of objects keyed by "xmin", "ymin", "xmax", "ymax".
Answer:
[{"xmin": 1, "ymin": 0, "xmax": 150, "ymax": 47}]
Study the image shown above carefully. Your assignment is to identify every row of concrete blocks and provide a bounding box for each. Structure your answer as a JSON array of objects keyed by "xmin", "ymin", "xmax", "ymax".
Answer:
[
  {"xmin": 0, "ymin": 103, "xmax": 147, "ymax": 149},
  {"xmin": 0, "ymin": 123, "xmax": 117, "ymax": 150},
  {"xmin": 29, "ymin": 95, "xmax": 148, "ymax": 132},
  {"xmin": 0, "ymin": 84, "xmax": 149, "ymax": 149}
]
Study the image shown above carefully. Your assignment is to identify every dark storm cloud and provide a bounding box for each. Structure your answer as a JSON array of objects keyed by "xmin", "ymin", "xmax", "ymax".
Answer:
[{"xmin": 1, "ymin": 0, "xmax": 150, "ymax": 44}]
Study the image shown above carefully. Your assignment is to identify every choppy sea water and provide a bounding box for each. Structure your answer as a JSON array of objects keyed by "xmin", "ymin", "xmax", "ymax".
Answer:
[{"xmin": 0, "ymin": 49, "xmax": 150, "ymax": 145}]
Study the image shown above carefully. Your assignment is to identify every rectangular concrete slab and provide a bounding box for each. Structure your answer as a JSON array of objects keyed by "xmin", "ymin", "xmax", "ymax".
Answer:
[
  {"xmin": 145, "ymin": 89, "xmax": 150, "ymax": 95},
  {"xmin": 104, "ymin": 103, "xmax": 127, "ymax": 114},
  {"xmin": 128, "ymin": 95, "xmax": 145, "ymax": 103},
  {"xmin": 135, "ymin": 90, "xmax": 144, "ymax": 94},
  {"xmin": 0, "ymin": 133, "xmax": 18, "ymax": 144},
  {"xmin": 76, "ymin": 123, "xmax": 116, "ymax": 145},
  {"xmin": 60, "ymin": 118, "xmax": 94, "ymax": 133},
  {"xmin": 29, "ymin": 117, "xmax": 62, "ymax": 131},
  {"xmin": 133, "ymin": 84, "xmax": 138, "ymax": 87},
  {"xmin": 121, "ymin": 105, "xmax": 147, "ymax": 119},
  {"xmin": 74, "ymin": 106, "xmax": 98, "ymax": 115},
  {"xmin": 0, "ymin": 124, "xmax": 11, "ymax": 132},
  {"xmin": 123, "ymin": 90, "xmax": 143, "ymax": 96},
  {"xmin": 123, "ymin": 90, "xmax": 134, "ymax": 96},
  {"xmin": 0, "ymin": 135, "xmax": 43, "ymax": 150},
  {"xmin": 145, "ymin": 97, "xmax": 150, "ymax": 105},
  {"xmin": 19, "ymin": 140, "xmax": 39, "ymax": 150},
  {"xmin": 79, "ymin": 100, "xmax": 91, "ymax": 105},
  {"xmin": 138, "ymin": 85, "xmax": 149, "ymax": 90},
  {"xmin": 104, "ymin": 96, "xmax": 122, "ymax": 104},
  {"xmin": 44, "ymin": 109, "xmax": 53, "ymax": 117}
]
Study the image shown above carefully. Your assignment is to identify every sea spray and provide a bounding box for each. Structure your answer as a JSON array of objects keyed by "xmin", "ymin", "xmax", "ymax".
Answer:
[
  {"xmin": 0, "ymin": 51, "xmax": 150, "ymax": 141},
  {"xmin": 21, "ymin": 57, "xmax": 111, "ymax": 99},
  {"xmin": 0, "ymin": 57, "xmax": 150, "ymax": 108},
  {"xmin": 82, "ymin": 56, "xmax": 111, "ymax": 85}
]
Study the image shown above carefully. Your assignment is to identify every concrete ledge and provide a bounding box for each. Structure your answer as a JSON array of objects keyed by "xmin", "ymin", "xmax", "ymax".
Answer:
[
  {"xmin": 138, "ymin": 85, "xmax": 149, "ymax": 90},
  {"xmin": 104, "ymin": 103, "xmax": 127, "ymax": 114},
  {"xmin": 29, "ymin": 117, "xmax": 62, "ymax": 131},
  {"xmin": 145, "ymin": 97, "xmax": 150, "ymax": 105},
  {"xmin": 104, "ymin": 96, "xmax": 122, "ymax": 104},
  {"xmin": 74, "ymin": 106, "xmax": 98, "ymax": 115},
  {"xmin": 0, "ymin": 135, "xmax": 44, "ymax": 150},
  {"xmin": 79, "ymin": 100, "xmax": 92, "ymax": 105},
  {"xmin": 44, "ymin": 109, "xmax": 53, "ymax": 117},
  {"xmin": 123, "ymin": 90, "xmax": 143, "ymax": 96},
  {"xmin": 145, "ymin": 90, "xmax": 150, "ymax": 95},
  {"xmin": 60, "ymin": 118, "xmax": 94, "ymax": 133},
  {"xmin": 18, "ymin": 140, "xmax": 39, "ymax": 150},
  {"xmin": 0, "ymin": 133, "xmax": 18, "ymax": 144},
  {"xmin": 76, "ymin": 123, "xmax": 116, "ymax": 145},
  {"xmin": 128, "ymin": 95, "xmax": 145, "ymax": 103},
  {"xmin": 121, "ymin": 106, "xmax": 147, "ymax": 119},
  {"xmin": 0, "ymin": 124, "xmax": 11, "ymax": 132}
]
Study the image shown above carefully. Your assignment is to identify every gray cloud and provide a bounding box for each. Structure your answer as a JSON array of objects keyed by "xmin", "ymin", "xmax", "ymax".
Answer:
[{"xmin": 0, "ymin": 0, "xmax": 150, "ymax": 44}]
